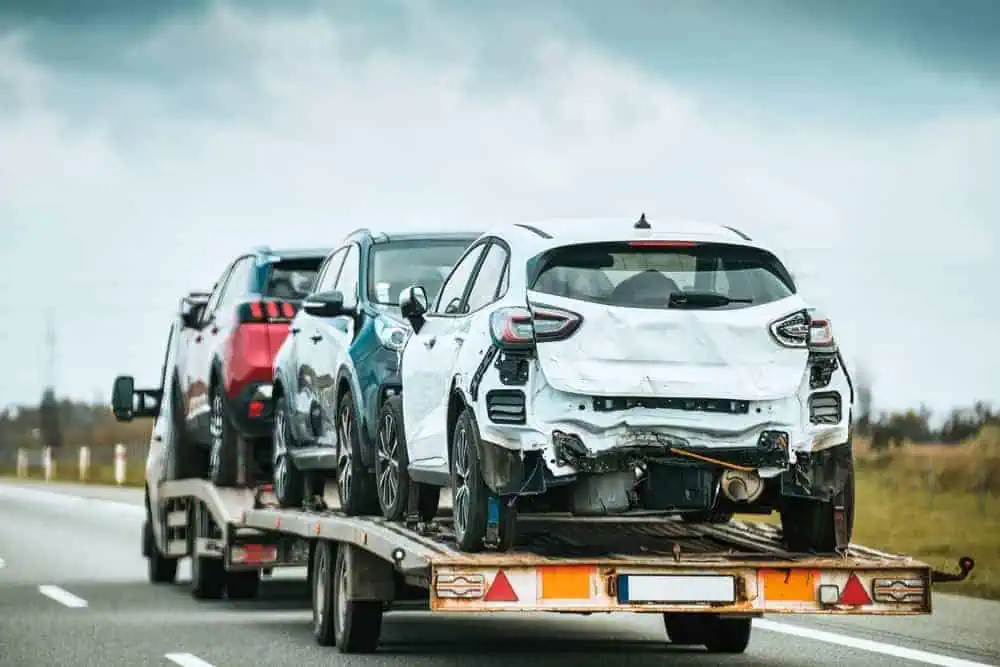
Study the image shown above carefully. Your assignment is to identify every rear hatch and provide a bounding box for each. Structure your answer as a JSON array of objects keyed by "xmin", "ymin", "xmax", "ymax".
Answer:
[{"xmin": 526, "ymin": 240, "xmax": 810, "ymax": 401}]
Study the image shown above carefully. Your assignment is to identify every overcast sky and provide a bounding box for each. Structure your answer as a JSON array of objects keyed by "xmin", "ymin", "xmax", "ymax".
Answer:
[{"xmin": 0, "ymin": 0, "xmax": 997, "ymax": 417}]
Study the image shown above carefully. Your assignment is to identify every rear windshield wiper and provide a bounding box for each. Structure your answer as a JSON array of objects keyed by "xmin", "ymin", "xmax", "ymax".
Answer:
[{"xmin": 668, "ymin": 290, "xmax": 753, "ymax": 309}]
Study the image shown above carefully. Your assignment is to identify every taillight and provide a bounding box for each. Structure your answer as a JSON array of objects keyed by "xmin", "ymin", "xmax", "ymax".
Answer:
[
  {"xmin": 769, "ymin": 309, "xmax": 836, "ymax": 352},
  {"xmin": 488, "ymin": 305, "xmax": 582, "ymax": 349},
  {"xmin": 237, "ymin": 299, "xmax": 297, "ymax": 324}
]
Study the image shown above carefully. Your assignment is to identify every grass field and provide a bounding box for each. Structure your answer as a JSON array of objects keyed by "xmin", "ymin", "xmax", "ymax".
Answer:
[{"xmin": 4, "ymin": 448, "xmax": 998, "ymax": 601}]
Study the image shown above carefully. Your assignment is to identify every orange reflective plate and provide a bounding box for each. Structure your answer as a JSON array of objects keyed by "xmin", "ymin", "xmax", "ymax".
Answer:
[
  {"xmin": 760, "ymin": 568, "xmax": 819, "ymax": 602},
  {"xmin": 539, "ymin": 565, "xmax": 593, "ymax": 600}
]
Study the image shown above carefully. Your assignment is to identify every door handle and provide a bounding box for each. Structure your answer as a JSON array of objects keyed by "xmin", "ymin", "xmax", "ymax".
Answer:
[
  {"xmin": 424, "ymin": 337, "xmax": 436, "ymax": 349},
  {"xmin": 310, "ymin": 334, "xmax": 322, "ymax": 343},
  {"xmin": 454, "ymin": 335, "xmax": 465, "ymax": 345},
  {"xmin": 291, "ymin": 327, "xmax": 301, "ymax": 335}
]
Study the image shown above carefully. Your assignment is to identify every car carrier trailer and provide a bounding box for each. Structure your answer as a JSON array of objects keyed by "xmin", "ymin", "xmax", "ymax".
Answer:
[{"xmin": 144, "ymin": 478, "xmax": 975, "ymax": 655}]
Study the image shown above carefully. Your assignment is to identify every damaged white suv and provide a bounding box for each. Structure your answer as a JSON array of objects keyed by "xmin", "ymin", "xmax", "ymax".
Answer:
[{"xmin": 392, "ymin": 216, "xmax": 855, "ymax": 554}]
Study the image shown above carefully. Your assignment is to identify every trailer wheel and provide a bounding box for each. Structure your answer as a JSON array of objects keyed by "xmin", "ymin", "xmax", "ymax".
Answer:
[
  {"xmin": 703, "ymin": 617, "xmax": 752, "ymax": 654},
  {"xmin": 332, "ymin": 544, "xmax": 383, "ymax": 653},
  {"xmin": 664, "ymin": 614, "xmax": 752, "ymax": 654},
  {"xmin": 451, "ymin": 407, "xmax": 516, "ymax": 553},
  {"xmin": 190, "ymin": 504, "xmax": 226, "ymax": 600},
  {"xmin": 312, "ymin": 540, "xmax": 338, "ymax": 646},
  {"xmin": 142, "ymin": 518, "xmax": 178, "ymax": 584},
  {"xmin": 226, "ymin": 570, "xmax": 260, "ymax": 600}
]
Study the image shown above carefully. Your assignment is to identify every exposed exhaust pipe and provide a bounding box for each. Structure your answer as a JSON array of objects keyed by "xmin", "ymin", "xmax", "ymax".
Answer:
[{"xmin": 719, "ymin": 469, "xmax": 764, "ymax": 503}]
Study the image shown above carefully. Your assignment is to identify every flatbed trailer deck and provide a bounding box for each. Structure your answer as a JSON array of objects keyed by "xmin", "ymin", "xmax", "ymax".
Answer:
[{"xmin": 146, "ymin": 478, "xmax": 974, "ymax": 655}]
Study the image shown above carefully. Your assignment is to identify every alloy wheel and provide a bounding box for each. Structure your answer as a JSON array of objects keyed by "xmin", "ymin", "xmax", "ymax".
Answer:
[
  {"xmin": 209, "ymin": 392, "xmax": 223, "ymax": 478},
  {"xmin": 376, "ymin": 412, "xmax": 400, "ymax": 511},
  {"xmin": 337, "ymin": 403, "xmax": 353, "ymax": 506},
  {"xmin": 273, "ymin": 409, "xmax": 288, "ymax": 501},
  {"xmin": 452, "ymin": 424, "xmax": 471, "ymax": 540}
]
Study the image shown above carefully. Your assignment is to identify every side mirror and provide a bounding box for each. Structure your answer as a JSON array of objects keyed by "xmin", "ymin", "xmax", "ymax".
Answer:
[
  {"xmin": 303, "ymin": 290, "xmax": 346, "ymax": 318},
  {"xmin": 181, "ymin": 304, "xmax": 205, "ymax": 329},
  {"xmin": 399, "ymin": 285, "xmax": 428, "ymax": 331},
  {"xmin": 111, "ymin": 375, "xmax": 135, "ymax": 421},
  {"xmin": 111, "ymin": 375, "xmax": 163, "ymax": 422}
]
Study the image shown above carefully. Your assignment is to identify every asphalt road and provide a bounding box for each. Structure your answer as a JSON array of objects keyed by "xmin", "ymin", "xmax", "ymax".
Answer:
[{"xmin": 1, "ymin": 480, "xmax": 997, "ymax": 667}]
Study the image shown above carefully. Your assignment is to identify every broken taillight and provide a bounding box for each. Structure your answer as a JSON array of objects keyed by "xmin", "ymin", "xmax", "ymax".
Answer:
[
  {"xmin": 489, "ymin": 304, "xmax": 582, "ymax": 349},
  {"xmin": 769, "ymin": 309, "xmax": 837, "ymax": 352}
]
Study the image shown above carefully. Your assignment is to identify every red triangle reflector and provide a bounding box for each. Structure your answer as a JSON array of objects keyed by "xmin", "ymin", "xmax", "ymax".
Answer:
[
  {"xmin": 484, "ymin": 570, "xmax": 518, "ymax": 602},
  {"xmin": 838, "ymin": 573, "xmax": 872, "ymax": 606}
]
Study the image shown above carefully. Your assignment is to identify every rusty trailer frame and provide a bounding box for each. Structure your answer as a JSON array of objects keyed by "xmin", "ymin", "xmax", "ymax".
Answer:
[{"xmin": 150, "ymin": 478, "xmax": 974, "ymax": 655}]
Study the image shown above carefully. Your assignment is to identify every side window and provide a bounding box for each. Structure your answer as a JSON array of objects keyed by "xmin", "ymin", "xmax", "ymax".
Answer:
[
  {"xmin": 464, "ymin": 243, "xmax": 509, "ymax": 313},
  {"xmin": 435, "ymin": 244, "xmax": 486, "ymax": 315},
  {"xmin": 217, "ymin": 257, "xmax": 254, "ymax": 313},
  {"xmin": 315, "ymin": 248, "xmax": 347, "ymax": 293},
  {"xmin": 334, "ymin": 244, "xmax": 360, "ymax": 303},
  {"xmin": 201, "ymin": 264, "xmax": 234, "ymax": 324}
]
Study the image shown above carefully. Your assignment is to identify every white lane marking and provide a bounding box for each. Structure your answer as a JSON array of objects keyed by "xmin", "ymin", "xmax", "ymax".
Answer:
[
  {"xmin": 38, "ymin": 584, "xmax": 88, "ymax": 608},
  {"xmin": 165, "ymin": 653, "xmax": 216, "ymax": 667},
  {"xmin": 0, "ymin": 556, "xmax": 6, "ymax": 568},
  {"xmin": 756, "ymin": 619, "xmax": 993, "ymax": 667},
  {"xmin": 0, "ymin": 484, "xmax": 144, "ymax": 518}
]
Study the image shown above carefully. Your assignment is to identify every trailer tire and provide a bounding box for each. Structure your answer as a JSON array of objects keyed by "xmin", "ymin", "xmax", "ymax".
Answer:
[
  {"xmin": 190, "ymin": 504, "xmax": 226, "ymax": 600},
  {"xmin": 312, "ymin": 540, "xmax": 338, "ymax": 646},
  {"xmin": 451, "ymin": 407, "xmax": 516, "ymax": 553},
  {"xmin": 663, "ymin": 613, "xmax": 707, "ymax": 645},
  {"xmin": 143, "ymin": 519, "xmax": 178, "ymax": 584},
  {"xmin": 226, "ymin": 570, "xmax": 260, "ymax": 600},
  {"xmin": 703, "ymin": 617, "xmax": 752, "ymax": 654},
  {"xmin": 332, "ymin": 544, "xmax": 383, "ymax": 653},
  {"xmin": 664, "ymin": 614, "xmax": 752, "ymax": 654}
]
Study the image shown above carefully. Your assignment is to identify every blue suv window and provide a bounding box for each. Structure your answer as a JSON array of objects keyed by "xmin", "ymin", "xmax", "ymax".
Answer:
[{"xmin": 367, "ymin": 240, "xmax": 474, "ymax": 306}]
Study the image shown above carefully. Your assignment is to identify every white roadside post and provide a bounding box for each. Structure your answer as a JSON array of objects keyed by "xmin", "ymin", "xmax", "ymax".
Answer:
[
  {"xmin": 43, "ymin": 446, "xmax": 54, "ymax": 481},
  {"xmin": 16, "ymin": 448, "xmax": 28, "ymax": 478},
  {"xmin": 79, "ymin": 446, "xmax": 91, "ymax": 482},
  {"xmin": 114, "ymin": 443, "xmax": 127, "ymax": 485}
]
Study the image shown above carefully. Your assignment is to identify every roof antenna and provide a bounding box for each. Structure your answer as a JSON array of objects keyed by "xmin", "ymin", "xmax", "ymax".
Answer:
[{"xmin": 634, "ymin": 213, "xmax": 651, "ymax": 230}]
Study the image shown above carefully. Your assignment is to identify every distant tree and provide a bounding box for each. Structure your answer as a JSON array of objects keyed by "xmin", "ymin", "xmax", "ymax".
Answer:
[{"xmin": 38, "ymin": 388, "xmax": 63, "ymax": 449}]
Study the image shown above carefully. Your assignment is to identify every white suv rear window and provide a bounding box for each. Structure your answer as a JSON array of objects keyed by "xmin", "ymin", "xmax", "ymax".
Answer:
[{"xmin": 529, "ymin": 242, "xmax": 796, "ymax": 310}]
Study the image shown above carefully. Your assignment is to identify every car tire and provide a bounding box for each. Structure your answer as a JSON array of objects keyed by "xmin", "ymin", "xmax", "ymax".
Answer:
[
  {"xmin": 375, "ymin": 395, "xmax": 439, "ymax": 522},
  {"xmin": 451, "ymin": 406, "xmax": 516, "ymax": 553},
  {"xmin": 209, "ymin": 382, "xmax": 243, "ymax": 488},
  {"xmin": 336, "ymin": 390, "xmax": 379, "ymax": 516},
  {"xmin": 780, "ymin": 448, "xmax": 855, "ymax": 553},
  {"xmin": 273, "ymin": 395, "xmax": 304, "ymax": 509},
  {"xmin": 168, "ymin": 371, "xmax": 208, "ymax": 480}
]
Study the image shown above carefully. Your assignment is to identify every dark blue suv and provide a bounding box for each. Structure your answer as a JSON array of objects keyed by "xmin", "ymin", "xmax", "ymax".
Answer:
[{"xmin": 271, "ymin": 229, "xmax": 479, "ymax": 516}]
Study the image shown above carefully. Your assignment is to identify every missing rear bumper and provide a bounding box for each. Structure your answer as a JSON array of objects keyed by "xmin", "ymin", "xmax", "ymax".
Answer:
[{"xmin": 552, "ymin": 429, "xmax": 790, "ymax": 474}]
